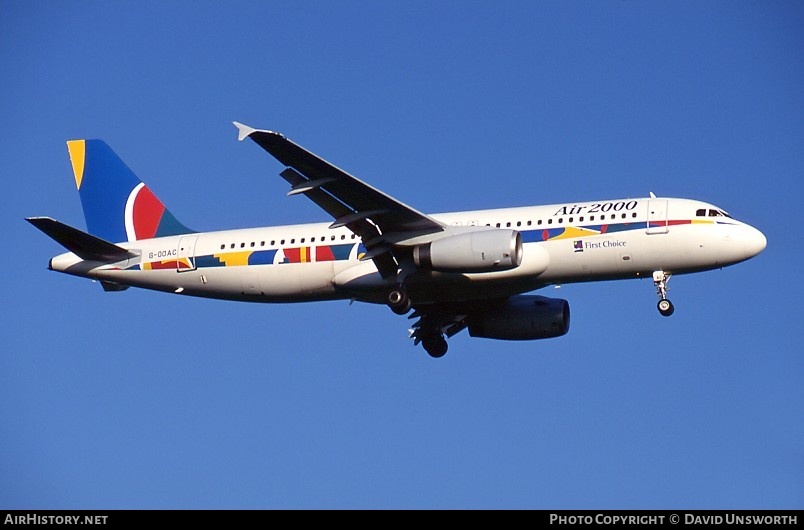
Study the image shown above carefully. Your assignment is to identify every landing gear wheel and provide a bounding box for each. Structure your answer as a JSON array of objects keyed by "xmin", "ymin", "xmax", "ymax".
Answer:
[
  {"xmin": 387, "ymin": 284, "xmax": 411, "ymax": 315},
  {"xmin": 657, "ymin": 298, "xmax": 674, "ymax": 317},
  {"xmin": 422, "ymin": 334, "xmax": 448, "ymax": 358},
  {"xmin": 652, "ymin": 270, "xmax": 674, "ymax": 317}
]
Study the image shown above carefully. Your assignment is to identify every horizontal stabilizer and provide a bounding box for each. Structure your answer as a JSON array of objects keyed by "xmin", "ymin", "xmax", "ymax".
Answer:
[{"xmin": 26, "ymin": 217, "xmax": 138, "ymax": 262}]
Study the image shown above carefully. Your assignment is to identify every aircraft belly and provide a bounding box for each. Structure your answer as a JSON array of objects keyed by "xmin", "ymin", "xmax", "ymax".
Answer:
[
  {"xmin": 94, "ymin": 262, "xmax": 339, "ymax": 301},
  {"xmin": 240, "ymin": 262, "xmax": 335, "ymax": 297},
  {"xmin": 95, "ymin": 268, "xmax": 190, "ymax": 294},
  {"xmin": 332, "ymin": 260, "xmax": 385, "ymax": 291},
  {"xmin": 204, "ymin": 264, "xmax": 338, "ymax": 301},
  {"xmin": 298, "ymin": 261, "xmax": 336, "ymax": 293}
]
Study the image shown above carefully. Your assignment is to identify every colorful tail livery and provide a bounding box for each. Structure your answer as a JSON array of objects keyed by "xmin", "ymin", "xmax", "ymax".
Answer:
[
  {"xmin": 67, "ymin": 139, "xmax": 194, "ymax": 242},
  {"xmin": 28, "ymin": 123, "xmax": 766, "ymax": 358}
]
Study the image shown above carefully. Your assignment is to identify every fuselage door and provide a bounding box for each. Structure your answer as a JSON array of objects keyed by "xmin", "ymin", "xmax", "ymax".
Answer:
[
  {"xmin": 177, "ymin": 235, "xmax": 199, "ymax": 272},
  {"xmin": 646, "ymin": 199, "xmax": 669, "ymax": 234}
]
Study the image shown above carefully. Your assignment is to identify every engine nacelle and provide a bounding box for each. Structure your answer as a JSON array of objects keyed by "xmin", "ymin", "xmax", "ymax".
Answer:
[
  {"xmin": 467, "ymin": 295, "xmax": 570, "ymax": 340},
  {"xmin": 413, "ymin": 230, "xmax": 522, "ymax": 273}
]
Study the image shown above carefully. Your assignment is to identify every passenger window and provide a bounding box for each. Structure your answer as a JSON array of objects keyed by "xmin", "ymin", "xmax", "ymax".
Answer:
[
  {"xmin": 496, "ymin": 223, "xmax": 501, "ymax": 228},
  {"xmin": 548, "ymin": 219, "xmax": 553, "ymax": 225},
  {"xmin": 271, "ymin": 240, "xmax": 275, "ymax": 246},
  {"xmin": 537, "ymin": 220, "xmax": 542, "ymax": 225},
  {"xmin": 290, "ymin": 239, "xmax": 295, "ymax": 244},
  {"xmin": 280, "ymin": 239, "xmax": 285, "ymax": 245},
  {"xmin": 527, "ymin": 220, "xmax": 531, "ymax": 226},
  {"xmin": 516, "ymin": 221, "xmax": 521, "ymax": 227},
  {"xmin": 240, "ymin": 242, "xmax": 245, "ymax": 248},
  {"xmin": 579, "ymin": 216, "xmax": 584, "ymax": 222},
  {"xmin": 230, "ymin": 243, "xmax": 235, "ymax": 249},
  {"xmin": 301, "ymin": 238, "xmax": 305, "ymax": 243},
  {"xmin": 220, "ymin": 244, "xmax": 225, "ymax": 250},
  {"xmin": 341, "ymin": 235, "xmax": 346, "ymax": 240},
  {"xmin": 568, "ymin": 217, "xmax": 573, "ymax": 223}
]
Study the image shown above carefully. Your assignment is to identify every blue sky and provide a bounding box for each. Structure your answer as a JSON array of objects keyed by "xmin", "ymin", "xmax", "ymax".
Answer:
[{"xmin": 1, "ymin": 1, "xmax": 802, "ymax": 509}]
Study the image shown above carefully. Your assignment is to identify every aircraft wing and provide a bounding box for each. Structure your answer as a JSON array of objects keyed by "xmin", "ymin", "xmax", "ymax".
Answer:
[{"xmin": 235, "ymin": 122, "xmax": 444, "ymax": 277}]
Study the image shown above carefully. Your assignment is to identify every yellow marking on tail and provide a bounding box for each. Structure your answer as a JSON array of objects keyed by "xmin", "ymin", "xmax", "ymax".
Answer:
[{"xmin": 66, "ymin": 140, "xmax": 86, "ymax": 190}]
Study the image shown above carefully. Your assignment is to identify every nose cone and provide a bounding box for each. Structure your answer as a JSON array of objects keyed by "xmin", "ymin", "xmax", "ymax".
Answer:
[{"xmin": 743, "ymin": 225, "xmax": 767, "ymax": 259}]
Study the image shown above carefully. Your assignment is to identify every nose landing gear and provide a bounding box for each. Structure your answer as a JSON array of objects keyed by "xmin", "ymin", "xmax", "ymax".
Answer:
[
  {"xmin": 657, "ymin": 298, "xmax": 675, "ymax": 317},
  {"xmin": 653, "ymin": 271, "xmax": 674, "ymax": 317}
]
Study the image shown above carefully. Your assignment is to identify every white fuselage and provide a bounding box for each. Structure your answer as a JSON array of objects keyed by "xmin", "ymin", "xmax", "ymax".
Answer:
[{"xmin": 49, "ymin": 197, "xmax": 767, "ymax": 305}]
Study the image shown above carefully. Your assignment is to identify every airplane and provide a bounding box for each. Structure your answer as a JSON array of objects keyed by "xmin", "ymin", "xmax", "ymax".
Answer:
[{"xmin": 27, "ymin": 122, "xmax": 767, "ymax": 357}]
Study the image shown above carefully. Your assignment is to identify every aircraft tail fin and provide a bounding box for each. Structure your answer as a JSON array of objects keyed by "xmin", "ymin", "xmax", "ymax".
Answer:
[
  {"xmin": 26, "ymin": 217, "xmax": 138, "ymax": 262},
  {"xmin": 67, "ymin": 139, "xmax": 194, "ymax": 243}
]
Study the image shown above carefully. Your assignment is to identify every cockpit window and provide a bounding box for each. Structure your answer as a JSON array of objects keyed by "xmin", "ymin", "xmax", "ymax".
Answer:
[
  {"xmin": 708, "ymin": 209, "xmax": 732, "ymax": 218},
  {"xmin": 697, "ymin": 208, "xmax": 733, "ymax": 218}
]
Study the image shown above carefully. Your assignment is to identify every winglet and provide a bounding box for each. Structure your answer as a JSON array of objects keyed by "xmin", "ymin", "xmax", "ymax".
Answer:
[
  {"xmin": 233, "ymin": 121, "xmax": 286, "ymax": 142},
  {"xmin": 233, "ymin": 121, "xmax": 257, "ymax": 141}
]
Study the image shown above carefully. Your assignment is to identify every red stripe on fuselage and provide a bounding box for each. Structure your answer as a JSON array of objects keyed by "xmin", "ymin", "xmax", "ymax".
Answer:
[{"xmin": 316, "ymin": 246, "xmax": 335, "ymax": 261}]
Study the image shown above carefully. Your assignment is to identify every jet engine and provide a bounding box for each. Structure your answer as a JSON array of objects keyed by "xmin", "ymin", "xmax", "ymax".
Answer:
[
  {"xmin": 467, "ymin": 295, "xmax": 570, "ymax": 340},
  {"xmin": 413, "ymin": 229, "xmax": 522, "ymax": 273}
]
